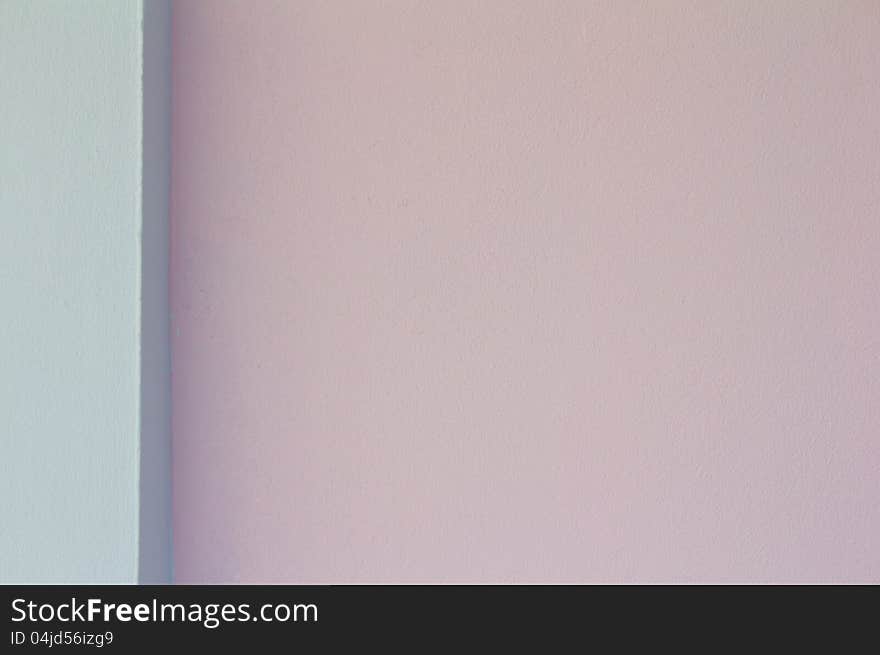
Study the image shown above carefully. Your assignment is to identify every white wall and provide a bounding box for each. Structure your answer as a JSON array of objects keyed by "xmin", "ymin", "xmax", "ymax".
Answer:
[{"xmin": 0, "ymin": 0, "xmax": 170, "ymax": 583}]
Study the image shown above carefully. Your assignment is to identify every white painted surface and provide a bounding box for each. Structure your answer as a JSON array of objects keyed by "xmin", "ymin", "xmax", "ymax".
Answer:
[
  {"xmin": 0, "ymin": 0, "xmax": 170, "ymax": 583},
  {"xmin": 139, "ymin": 0, "xmax": 173, "ymax": 586}
]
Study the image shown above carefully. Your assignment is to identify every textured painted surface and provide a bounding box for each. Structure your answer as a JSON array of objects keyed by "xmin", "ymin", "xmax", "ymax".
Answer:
[
  {"xmin": 172, "ymin": 1, "xmax": 880, "ymax": 582},
  {"xmin": 139, "ymin": 0, "xmax": 173, "ymax": 585},
  {"xmin": 0, "ymin": 0, "xmax": 171, "ymax": 583}
]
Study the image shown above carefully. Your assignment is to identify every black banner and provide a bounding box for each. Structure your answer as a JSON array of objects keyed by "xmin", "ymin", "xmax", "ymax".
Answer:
[{"xmin": 1, "ymin": 585, "xmax": 872, "ymax": 648}]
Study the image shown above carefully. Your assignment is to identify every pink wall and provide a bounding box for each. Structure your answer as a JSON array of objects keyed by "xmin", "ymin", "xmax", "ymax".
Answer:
[{"xmin": 172, "ymin": 1, "xmax": 880, "ymax": 582}]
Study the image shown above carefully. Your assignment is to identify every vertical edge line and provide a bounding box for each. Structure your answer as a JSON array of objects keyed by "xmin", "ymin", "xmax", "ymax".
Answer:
[{"xmin": 138, "ymin": 0, "xmax": 173, "ymax": 584}]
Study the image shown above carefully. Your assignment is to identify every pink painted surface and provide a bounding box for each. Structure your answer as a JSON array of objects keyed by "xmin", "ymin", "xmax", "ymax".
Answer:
[{"xmin": 172, "ymin": 1, "xmax": 880, "ymax": 582}]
